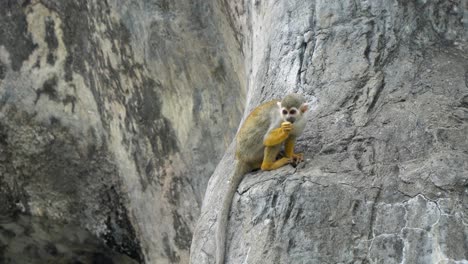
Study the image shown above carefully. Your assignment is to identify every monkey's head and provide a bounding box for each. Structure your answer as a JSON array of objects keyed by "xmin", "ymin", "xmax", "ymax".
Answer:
[{"xmin": 277, "ymin": 93, "xmax": 309, "ymax": 123}]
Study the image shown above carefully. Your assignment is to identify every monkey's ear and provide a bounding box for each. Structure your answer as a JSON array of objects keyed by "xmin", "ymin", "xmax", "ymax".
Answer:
[
  {"xmin": 300, "ymin": 103, "xmax": 309, "ymax": 113},
  {"xmin": 277, "ymin": 101, "xmax": 282, "ymax": 108}
]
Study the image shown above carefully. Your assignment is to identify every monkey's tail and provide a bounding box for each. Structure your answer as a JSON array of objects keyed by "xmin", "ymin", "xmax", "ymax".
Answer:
[{"xmin": 215, "ymin": 161, "xmax": 251, "ymax": 264}]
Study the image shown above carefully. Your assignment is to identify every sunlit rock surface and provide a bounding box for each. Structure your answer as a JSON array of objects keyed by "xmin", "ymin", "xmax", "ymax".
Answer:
[{"xmin": 191, "ymin": 1, "xmax": 468, "ymax": 263}]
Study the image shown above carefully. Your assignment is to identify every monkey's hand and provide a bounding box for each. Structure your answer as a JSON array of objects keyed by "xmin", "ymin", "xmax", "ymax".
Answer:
[
  {"xmin": 281, "ymin": 121, "xmax": 293, "ymax": 133},
  {"xmin": 264, "ymin": 122, "xmax": 292, "ymax": 147}
]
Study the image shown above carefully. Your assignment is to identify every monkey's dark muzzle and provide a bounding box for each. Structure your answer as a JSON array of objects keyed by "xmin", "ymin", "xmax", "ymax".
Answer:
[{"xmin": 286, "ymin": 117, "xmax": 296, "ymax": 123}]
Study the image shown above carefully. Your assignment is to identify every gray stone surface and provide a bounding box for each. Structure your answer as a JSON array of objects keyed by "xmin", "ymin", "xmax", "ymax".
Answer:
[
  {"xmin": 1, "ymin": 0, "xmax": 467, "ymax": 263},
  {"xmin": 0, "ymin": 214, "xmax": 138, "ymax": 264},
  {"xmin": 0, "ymin": 0, "xmax": 243, "ymax": 263},
  {"xmin": 191, "ymin": 0, "xmax": 468, "ymax": 263}
]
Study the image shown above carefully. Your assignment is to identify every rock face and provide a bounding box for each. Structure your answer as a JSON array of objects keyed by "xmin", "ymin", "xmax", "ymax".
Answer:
[
  {"xmin": 191, "ymin": 0, "xmax": 468, "ymax": 263},
  {"xmin": 0, "ymin": 0, "xmax": 243, "ymax": 263},
  {"xmin": 1, "ymin": 0, "xmax": 467, "ymax": 263},
  {"xmin": 0, "ymin": 214, "xmax": 138, "ymax": 264}
]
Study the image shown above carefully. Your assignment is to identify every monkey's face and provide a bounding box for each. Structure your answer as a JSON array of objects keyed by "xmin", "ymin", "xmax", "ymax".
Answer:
[
  {"xmin": 277, "ymin": 99, "xmax": 309, "ymax": 124},
  {"xmin": 280, "ymin": 107, "xmax": 300, "ymax": 123}
]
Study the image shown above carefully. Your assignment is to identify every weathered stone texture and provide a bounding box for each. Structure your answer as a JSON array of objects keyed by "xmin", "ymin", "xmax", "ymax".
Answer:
[
  {"xmin": 1, "ymin": 0, "xmax": 467, "ymax": 263},
  {"xmin": 191, "ymin": 0, "xmax": 468, "ymax": 263},
  {"xmin": 0, "ymin": 0, "xmax": 243, "ymax": 263}
]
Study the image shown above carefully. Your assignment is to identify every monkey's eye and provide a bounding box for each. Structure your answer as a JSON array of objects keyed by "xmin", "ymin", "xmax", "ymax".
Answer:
[
  {"xmin": 282, "ymin": 109, "xmax": 288, "ymax": 115},
  {"xmin": 289, "ymin": 109, "xmax": 297, "ymax": 115}
]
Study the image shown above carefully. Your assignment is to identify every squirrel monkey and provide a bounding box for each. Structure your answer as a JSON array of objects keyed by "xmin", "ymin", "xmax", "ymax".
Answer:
[{"xmin": 216, "ymin": 93, "xmax": 309, "ymax": 264}]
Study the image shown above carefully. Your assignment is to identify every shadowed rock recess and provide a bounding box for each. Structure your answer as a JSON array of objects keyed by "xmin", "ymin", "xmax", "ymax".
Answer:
[
  {"xmin": 0, "ymin": 0, "xmax": 243, "ymax": 263},
  {"xmin": 191, "ymin": 0, "xmax": 468, "ymax": 264}
]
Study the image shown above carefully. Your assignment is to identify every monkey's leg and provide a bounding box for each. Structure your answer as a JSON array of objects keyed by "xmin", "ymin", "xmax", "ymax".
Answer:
[
  {"xmin": 285, "ymin": 137, "xmax": 304, "ymax": 162},
  {"xmin": 261, "ymin": 145, "xmax": 291, "ymax": 171},
  {"xmin": 250, "ymin": 161, "xmax": 263, "ymax": 170}
]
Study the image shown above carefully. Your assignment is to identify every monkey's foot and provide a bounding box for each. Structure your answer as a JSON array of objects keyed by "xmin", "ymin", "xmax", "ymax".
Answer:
[
  {"xmin": 291, "ymin": 153, "xmax": 304, "ymax": 163},
  {"xmin": 261, "ymin": 157, "xmax": 291, "ymax": 171}
]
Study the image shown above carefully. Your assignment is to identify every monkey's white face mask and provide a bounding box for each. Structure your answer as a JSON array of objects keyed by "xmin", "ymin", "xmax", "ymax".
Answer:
[{"xmin": 277, "ymin": 102, "xmax": 309, "ymax": 124}]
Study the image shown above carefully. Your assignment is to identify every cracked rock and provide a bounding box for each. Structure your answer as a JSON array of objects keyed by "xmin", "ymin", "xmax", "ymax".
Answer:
[{"xmin": 191, "ymin": 0, "xmax": 468, "ymax": 263}]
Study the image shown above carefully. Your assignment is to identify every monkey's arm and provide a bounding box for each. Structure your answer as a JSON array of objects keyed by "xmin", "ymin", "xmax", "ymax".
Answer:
[
  {"xmin": 263, "ymin": 128, "xmax": 288, "ymax": 146},
  {"xmin": 285, "ymin": 137, "xmax": 304, "ymax": 161},
  {"xmin": 263, "ymin": 122, "xmax": 292, "ymax": 147}
]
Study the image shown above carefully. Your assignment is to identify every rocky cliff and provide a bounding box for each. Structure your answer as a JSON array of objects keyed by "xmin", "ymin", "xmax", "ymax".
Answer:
[
  {"xmin": 0, "ymin": 0, "xmax": 243, "ymax": 263},
  {"xmin": 191, "ymin": 0, "xmax": 468, "ymax": 263},
  {"xmin": 1, "ymin": 0, "xmax": 467, "ymax": 264}
]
